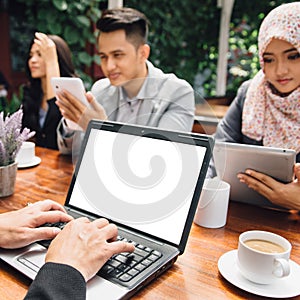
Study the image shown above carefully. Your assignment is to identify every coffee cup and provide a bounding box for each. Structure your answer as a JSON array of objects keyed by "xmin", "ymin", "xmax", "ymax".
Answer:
[
  {"xmin": 194, "ymin": 177, "xmax": 230, "ymax": 228},
  {"xmin": 237, "ymin": 230, "xmax": 291, "ymax": 284},
  {"xmin": 16, "ymin": 141, "xmax": 35, "ymax": 165}
]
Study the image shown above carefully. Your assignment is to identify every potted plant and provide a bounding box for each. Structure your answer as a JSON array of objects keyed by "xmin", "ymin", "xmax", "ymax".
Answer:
[{"xmin": 0, "ymin": 107, "xmax": 35, "ymax": 197}]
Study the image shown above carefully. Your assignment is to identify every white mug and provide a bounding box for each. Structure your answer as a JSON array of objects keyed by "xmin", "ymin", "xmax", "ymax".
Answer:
[
  {"xmin": 16, "ymin": 141, "xmax": 35, "ymax": 165},
  {"xmin": 194, "ymin": 177, "xmax": 230, "ymax": 228},
  {"xmin": 237, "ymin": 230, "xmax": 291, "ymax": 284}
]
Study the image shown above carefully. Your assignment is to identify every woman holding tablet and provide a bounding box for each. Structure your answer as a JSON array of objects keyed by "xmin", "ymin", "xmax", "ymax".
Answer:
[
  {"xmin": 238, "ymin": 163, "xmax": 300, "ymax": 211},
  {"xmin": 210, "ymin": 2, "xmax": 300, "ymax": 210},
  {"xmin": 22, "ymin": 32, "xmax": 76, "ymax": 150}
]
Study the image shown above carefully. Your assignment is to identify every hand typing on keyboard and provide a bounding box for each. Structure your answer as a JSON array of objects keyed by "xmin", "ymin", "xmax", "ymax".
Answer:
[
  {"xmin": 38, "ymin": 221, "xmax": 69, "ymax": 248},
  {"xmin": 99, "ymin": 236, "xmax": 163, "ymax": 283},
  {"xmin": 45, "ymin": 217, "xmax": 135, "ymax": 282},
  {"xmin": 0, "ymin": 199, "xmax": 73, "ymax": 249}
]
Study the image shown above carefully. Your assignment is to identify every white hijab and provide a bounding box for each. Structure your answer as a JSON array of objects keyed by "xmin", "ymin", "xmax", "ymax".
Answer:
[{"xmin": 242, "ymin": 2, "xmax": 300, "ymax": 153}]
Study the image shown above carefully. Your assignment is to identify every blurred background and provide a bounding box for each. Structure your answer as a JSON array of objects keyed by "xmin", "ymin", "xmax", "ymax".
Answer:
[{"xmin": 0, "ymin": 0, "xmax": 296, "ymax": 111}]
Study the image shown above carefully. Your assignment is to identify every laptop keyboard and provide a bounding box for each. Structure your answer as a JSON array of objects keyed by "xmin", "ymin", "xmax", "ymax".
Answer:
[
  {"xmin": 38, "ymin": 222, "xmax": 67, "ymax": 248},
  {"xmin": 99, "ymin": 235, "xmax": 162, "ymax": 283},
  {"xmin": 38, "ymin": 222, "xmax": 163, "ymax": 283}
]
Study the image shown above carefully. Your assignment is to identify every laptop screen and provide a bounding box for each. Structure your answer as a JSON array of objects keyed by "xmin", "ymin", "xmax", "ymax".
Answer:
[{"xmin": 68, "ymin": 126, "xmax": 207, "ymax": 246}]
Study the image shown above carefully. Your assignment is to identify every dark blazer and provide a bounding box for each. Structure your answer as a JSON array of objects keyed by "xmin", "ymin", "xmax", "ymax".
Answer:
[
  {"xmin": 22, "ymin": 86, "xmax": 62, "ymax": 150},
  {"xmin": 24, "ymin": 262, "xmax": 86, "ymax": 300}
]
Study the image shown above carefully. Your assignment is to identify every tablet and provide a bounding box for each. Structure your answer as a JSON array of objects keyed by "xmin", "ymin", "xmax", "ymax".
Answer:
[
  {"xmin": 213, "ymin": 142, "xmax": 296, "ymax": 210},
  {"xmin": 51, "ymin": 77, "xmax": 88, "ymax": 130}
]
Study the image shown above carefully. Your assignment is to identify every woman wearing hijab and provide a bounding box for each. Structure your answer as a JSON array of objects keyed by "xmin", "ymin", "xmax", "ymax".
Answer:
[
  {"xmin": 22, "ymin": 32, "xmax": 76, "ymax": 150},
  {"xmin": 211, "ymin": 2, "xmax": 300, "ymax": 210}
]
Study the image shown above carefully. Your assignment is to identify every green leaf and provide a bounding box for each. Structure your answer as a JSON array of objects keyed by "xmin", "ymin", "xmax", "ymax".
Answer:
[
  {"xmin": 78, "ymin": 52, "xmax": 93, "ymax": 66},
  {"xmin": 64, "ymin": 26, "xmax": 79, "ymax": 44},
  {"xmin": 52, "ymin": 0, "xmax": 68, "ymax": 11},
  {"xmin": 76, "ymin": 16, "xmax": 91, "ymax": 28},
  {"xmin": 47, "ymin": 22, "xmax": 62, "ymax": 35}
]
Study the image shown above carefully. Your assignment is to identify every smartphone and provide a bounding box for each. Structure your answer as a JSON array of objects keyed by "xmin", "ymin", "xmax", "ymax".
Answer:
[
  {"xmin": 51, "ymin": 77, "xmax": 88, "ymax": 106},
  {"xmin": 51, "ymin": 77, "xmax": 88, "ymax": 130}
]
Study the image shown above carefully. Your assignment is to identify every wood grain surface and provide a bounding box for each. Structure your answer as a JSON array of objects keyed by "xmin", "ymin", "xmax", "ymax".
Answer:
[{"xmin": 0, "ymin": 147, "xmax": 299, "ymax": 300}]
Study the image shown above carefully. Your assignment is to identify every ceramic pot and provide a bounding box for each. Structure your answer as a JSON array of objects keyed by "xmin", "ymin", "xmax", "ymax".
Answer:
[{"xmin": 0, "ymin": 162, "xmax": 18, "ymax": 197}]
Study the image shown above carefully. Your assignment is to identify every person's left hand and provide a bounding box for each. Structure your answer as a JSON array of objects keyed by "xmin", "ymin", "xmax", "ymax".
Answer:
[
  {"xmin": 34, "ymin": 32, "xmax": 58, "ymax": 65},
  {"xmin": 46, "ymin": 217, "xmax": 135, "ymax": 281},
  {"xmin": 0, "ymin": 199, "xmax": 73, "ymax": 249},
  {"xmin": 237, "ymin": 163, "xmax": 300, "ymax": 210}
]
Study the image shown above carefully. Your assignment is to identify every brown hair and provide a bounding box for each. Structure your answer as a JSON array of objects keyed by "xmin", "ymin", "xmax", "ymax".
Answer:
[{"xmin": 96, "ymin": 7, "xmax": 150, "ymax": 48}]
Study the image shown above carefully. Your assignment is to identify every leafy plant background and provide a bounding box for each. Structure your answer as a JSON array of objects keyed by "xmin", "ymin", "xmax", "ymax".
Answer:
[{"xmin": 9, "ymin": 0, "xmax": 296, "ymax": 102}]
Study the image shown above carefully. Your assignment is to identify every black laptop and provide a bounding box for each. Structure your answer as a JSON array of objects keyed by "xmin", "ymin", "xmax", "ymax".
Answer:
[{"xmin": 0, "ymin": 120, "xmax": 214, "ymax": 299}]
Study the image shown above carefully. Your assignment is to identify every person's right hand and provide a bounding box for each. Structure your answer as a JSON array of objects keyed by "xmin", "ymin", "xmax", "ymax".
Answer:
[
  {"xmin": 45, "ymin": 217, "xmax": 135, "ymax": 281},
  {"xmin": 56, "ymin": 91, "xmax": 107, "ymax": 131}
]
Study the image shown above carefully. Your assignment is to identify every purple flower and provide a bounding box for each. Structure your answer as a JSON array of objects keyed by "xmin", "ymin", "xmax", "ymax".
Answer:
[{"xmin": 0, "ymin": 108, "xmax": 35, "ymax": 166}]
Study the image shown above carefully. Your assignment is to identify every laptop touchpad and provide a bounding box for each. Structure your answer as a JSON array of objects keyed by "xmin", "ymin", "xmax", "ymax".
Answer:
[{"xmin": 17, "ymin": 245, "xmax": 46, "ymax": 273}]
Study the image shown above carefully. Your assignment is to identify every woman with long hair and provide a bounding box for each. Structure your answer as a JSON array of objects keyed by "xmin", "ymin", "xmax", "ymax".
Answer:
[{"xmin": 22, "ymin": 32, "xmax": 76, "ymax": 150}]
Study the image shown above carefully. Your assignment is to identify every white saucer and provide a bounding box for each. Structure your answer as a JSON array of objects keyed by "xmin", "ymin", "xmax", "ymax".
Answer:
[
  {"xmin": 17, "ymin": 156, "xmax": 41, "ymax": 169},
  {"xmin": 218, "ymin": 250, "xmax": 300, "ymax": 298}
]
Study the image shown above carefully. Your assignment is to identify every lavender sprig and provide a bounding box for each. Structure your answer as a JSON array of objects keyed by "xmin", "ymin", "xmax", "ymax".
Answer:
[{"xmin": 0, "ymin": 108, "xmax": 35, "ymax": 166}]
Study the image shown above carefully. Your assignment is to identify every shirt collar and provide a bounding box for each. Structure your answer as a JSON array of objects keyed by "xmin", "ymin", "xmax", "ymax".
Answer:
[{"xmin": 118, "ymin": 73, "xmax": 150, "ymax": 103}]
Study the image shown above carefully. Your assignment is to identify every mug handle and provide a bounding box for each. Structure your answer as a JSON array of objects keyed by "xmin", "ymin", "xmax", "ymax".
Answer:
[{"xmin": 273, "ymin": 258, "xmax": 290, "ymax": 278}]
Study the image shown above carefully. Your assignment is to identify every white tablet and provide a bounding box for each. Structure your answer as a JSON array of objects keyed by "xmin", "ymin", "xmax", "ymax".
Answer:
[
  {"xmin": 213, "ymin": 142, "xmax": 296, "ymax": 209},
  {"xmin": 51, "ymin": 77, "xmax": 88, "ymax": 130}
]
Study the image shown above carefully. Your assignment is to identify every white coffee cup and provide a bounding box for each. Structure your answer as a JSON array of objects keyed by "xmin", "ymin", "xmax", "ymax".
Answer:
[
  {"xmin": 237, "ymin": 230, "xmax": 291, "ymax": 284},
  {"xmin": 194, "ymin": 177, "xmax": 230, "ymax": 228},
  {"xmin": 16, "ymin": 141, "xmax": 35, "ymax": 165}
]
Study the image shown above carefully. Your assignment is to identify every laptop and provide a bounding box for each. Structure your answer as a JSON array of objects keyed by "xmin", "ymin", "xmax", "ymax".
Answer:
[
  {"xmin": 0, "ymin": 120, "xmax": 214, "ymax": 300},
  {"xmin": 213, "ymin": 141, "xmax": 296, "ymax": 210}
]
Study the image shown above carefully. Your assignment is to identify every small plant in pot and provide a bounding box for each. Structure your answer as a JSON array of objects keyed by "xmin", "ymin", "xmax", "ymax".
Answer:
[{"xmin": 0, "ymin": 108, "xmax": 35, "ymax": 197}]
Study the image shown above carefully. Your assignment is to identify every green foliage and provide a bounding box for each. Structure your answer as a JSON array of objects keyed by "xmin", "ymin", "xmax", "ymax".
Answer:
[
  {"xmin": 0, "ymin": 91, "xmax": 22, "ymax": 116},
  {"xmin": 127, "ymin": 0, "xmax": 295, "ymax": 98},
  {"xmin": 10, "ymin": 0, "xmax": 296, "ymax": 98},
  {"xmin": 128, "ymin": 0, "xmax": 219, "ymax": 98},
  {"xmin": 11, "ymin": 0, "xmax": 103, "ymax": 89}
]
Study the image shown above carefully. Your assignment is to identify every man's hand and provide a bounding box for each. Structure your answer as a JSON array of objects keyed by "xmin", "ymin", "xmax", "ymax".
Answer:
[
  {"xmin": 237, "ymin": 163, "xmax": 300, "ymax": 210},
  {"xmin": 0, "ymin": 200, "xmax": 73, "ymax": 249},
  {"xmin": 56, "ymin": 91, "xmax": 107, "ymax": 131},
  {"xmin": 46, "ymin": 217, "xmax": 135, "ymax": 281}
]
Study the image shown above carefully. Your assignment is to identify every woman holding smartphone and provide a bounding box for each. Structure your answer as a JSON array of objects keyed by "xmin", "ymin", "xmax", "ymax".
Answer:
[{"xmin": 22, "ymin": 32, "xmax": 76, "ymax": 150}]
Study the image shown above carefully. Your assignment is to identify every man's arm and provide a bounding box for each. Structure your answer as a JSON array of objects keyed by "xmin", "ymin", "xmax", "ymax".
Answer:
[
  {"xmin": 24, "ymin": 263, "xmax": 86, "ymax": 300},
  {"xmin": 56, "ymin": 91, "xmax": 107, "ymax": 154},
  {"xmin": 156, "ymin": 88, "xmax": 195, "ymax": 132},
  {"xmin": 149, "ymin": 76, "xmax": 195, "ymax": 132},
  {"xmin": 25, "ymin": 217, "xmax": 135, "ymax": 299}
]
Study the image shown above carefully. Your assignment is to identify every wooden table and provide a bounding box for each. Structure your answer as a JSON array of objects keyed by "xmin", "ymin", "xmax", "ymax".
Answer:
[
  {"xmin": 193, "ymin": 103, "xmax": 229, "ymax": 134},
  {"xmin": 0, "ymin": 147, "xmax": 299, "ymax": 300}
]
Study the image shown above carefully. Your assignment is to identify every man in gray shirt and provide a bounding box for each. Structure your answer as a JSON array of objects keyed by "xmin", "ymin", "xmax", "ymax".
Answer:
[{"xmin": 56, "ymin": 7, "xmax": 195, "ymax": 154}]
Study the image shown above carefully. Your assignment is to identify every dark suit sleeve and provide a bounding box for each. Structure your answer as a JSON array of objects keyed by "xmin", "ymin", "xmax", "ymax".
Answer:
[{"xmin": 24, "ymin": 262, "xmax": 86, "ymax": 300}]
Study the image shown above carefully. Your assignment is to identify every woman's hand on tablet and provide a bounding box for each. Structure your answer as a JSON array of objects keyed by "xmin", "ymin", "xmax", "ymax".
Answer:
[{"xmin": 237, "ymin": 163, "xmax": 300, "ymax": 210}]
